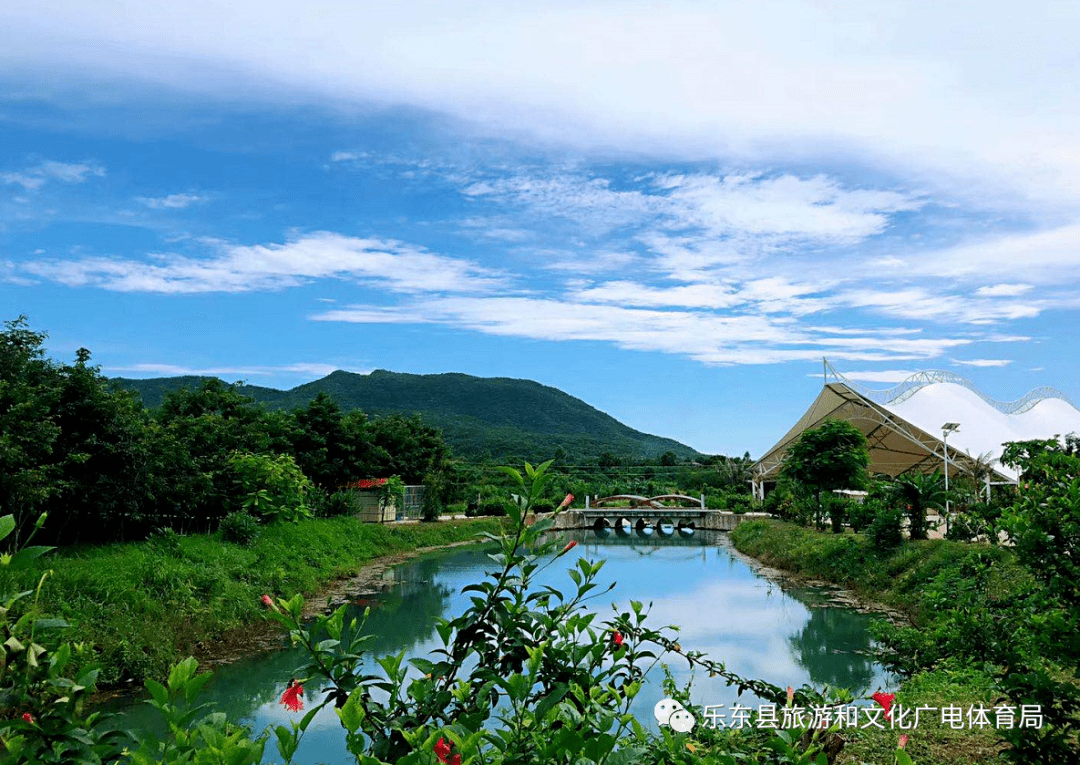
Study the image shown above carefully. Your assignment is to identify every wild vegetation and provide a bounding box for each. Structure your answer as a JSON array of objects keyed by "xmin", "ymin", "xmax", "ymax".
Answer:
[{"xmin": 745, "ymin": 419, "xmax": 1080, "ymax": 763}]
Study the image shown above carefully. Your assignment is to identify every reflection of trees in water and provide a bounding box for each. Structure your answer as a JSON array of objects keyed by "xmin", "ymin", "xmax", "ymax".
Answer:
[
  {"xmin": 197, "ymin": 557, "xmax": 454, "ymax": 723},
  {"xmin": 787, "ymin": 608, "xmax": 875, "ymax": 694}
]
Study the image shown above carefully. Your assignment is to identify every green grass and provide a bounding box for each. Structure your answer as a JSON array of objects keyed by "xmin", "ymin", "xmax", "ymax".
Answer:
[{"xmin": 2, "ymin": 517, "xmax": 503, "ymax": 685}]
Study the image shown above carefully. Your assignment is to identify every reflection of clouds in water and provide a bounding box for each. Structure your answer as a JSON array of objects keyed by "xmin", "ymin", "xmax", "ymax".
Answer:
[
  {"xmin": 617, "ymin": 579, "xmax": 812, "ymax": 643},
  {"xmin": 114, "ymin": 535, "xmax": 890, "ymax": 763}
]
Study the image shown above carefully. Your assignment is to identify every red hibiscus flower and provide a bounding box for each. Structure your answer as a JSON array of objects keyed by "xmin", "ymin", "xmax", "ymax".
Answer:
[
  {"xmin": 21, "ymin": 712, "xmax": 33, "ymax": 724},
  {"xmin": 280, "ymin": 679, "xmax": 304, "ymax": 712},
  {"xmin": 871, "ymin": 691, "xmax": 895, "ymax": 721},
  {"xmin": 434, "ymin": 737, "xmax": 460, "ymax": 764},
  {"xmin": 611, "ymin": 630, "xmax": 624, "ymax": 648}
]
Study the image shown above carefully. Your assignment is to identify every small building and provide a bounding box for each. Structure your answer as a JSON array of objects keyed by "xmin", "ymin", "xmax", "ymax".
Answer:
[
  {"xmin": 341, "ymin": 479, "xmax": 426, "ymax": 522},
  {"xmin": 342, "ymin": 478, "xmax": 397, "ymax": 523}
]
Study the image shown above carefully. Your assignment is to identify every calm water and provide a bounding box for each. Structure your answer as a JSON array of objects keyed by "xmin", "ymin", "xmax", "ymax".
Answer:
[{"xmin": 113, "ymin": 528, "xmax": 892, "ymax": 763}]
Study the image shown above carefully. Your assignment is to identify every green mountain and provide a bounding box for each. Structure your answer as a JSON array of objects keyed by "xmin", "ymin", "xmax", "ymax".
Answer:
[{"xmin": 111, "ymin": 370, "xmax": 702, "ymax": 461}]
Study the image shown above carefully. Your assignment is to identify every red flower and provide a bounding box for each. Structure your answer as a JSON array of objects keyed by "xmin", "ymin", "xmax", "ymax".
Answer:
[
  {"xmin": 262, "ymin": 594, "xmax": 274, "ymax": 608},
  {"xmin": 786, "ymin": 686, "xmax": 795, "ymax": 705},
  {"xmin": 434, "ymin": 737, "xmax": 460, "ymax": 764},
  {"xmin": 898, "ymin": 734, "xmax": 909, "ymax": 749},
  {"xmin": 280, "ymin": 680, "xmax": 304, "ymax": 712},
  {"xmin": 559, "ymin": 493, "xmax": 574, "ymax": 509},
  {"xmin": 611, "ymin": 630, "xmax": 624, "ymax": 647},
  {"xmin": 20, "ymin": 712, "xmax": 33, "ymax": 724},
  {"xmin": 561, "ymin": 540, "xmax": 578, "ymax": 554},
  {"xmin": 871, "ymin": 691, "xmax": 895, "ymax": 721}
]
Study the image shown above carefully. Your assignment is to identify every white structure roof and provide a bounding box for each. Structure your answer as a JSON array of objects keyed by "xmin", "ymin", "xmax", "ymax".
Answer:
[{"xmin": 754, "ymin": 368, "xmax": 1080, "ymax": 486}]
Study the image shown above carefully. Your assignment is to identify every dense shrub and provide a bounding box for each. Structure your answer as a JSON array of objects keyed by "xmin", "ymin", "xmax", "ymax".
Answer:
[
  {"xmin": 315, "ymin": 490, "xmax": 358, "ymax": 518},
  {"xmin": 227, "ymin": 451, "xmax": 314, "ymax": 523},
  {"xmin": 867, "ymin": 501, "xmax": 904, "ymax": 550},
  {"xmin": 822, "ymin": 493, "xmax": 849, "ymax": 532},
  {"xmin": 846, "ymin": 498, "xmax": 875, "ymax": 533},
  {"xmin": 219, "ymin": 511, "xmax": 260, "ymax": 545}
]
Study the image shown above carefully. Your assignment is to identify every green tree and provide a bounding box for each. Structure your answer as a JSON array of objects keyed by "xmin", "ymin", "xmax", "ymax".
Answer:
[
  {"xmin": 155, "ymin": 380, "xmax": 291, "ymax": 529},
  {"xmin": 782, "ymin": 420, "xmax": 869, "ymax": 531},
  {"xmin": 891, "ymin": 471, "xmax": 947, "ymax": 541},
  {"xmin": 287, "ymin": 393, "xmax": 387, "ymax": 489},
  {"xmin": 0, "ymin": 317, "xmax": 64, "ymax": 544},
  {"xmin": 368, "ymin": 414, "xmax": 450, "ymax": 485}
]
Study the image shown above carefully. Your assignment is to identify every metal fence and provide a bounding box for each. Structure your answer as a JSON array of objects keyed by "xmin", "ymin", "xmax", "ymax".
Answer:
[{"xmin": 401, "ymin": 485, "xmax": 426, "ymax": 520}]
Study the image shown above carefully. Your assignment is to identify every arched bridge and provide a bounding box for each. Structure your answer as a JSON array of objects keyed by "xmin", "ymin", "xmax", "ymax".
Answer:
[
  {"xmin": 548, "ymin": 493, "xmax": 768, "ymax": 532},
  {"xmin": 591, "ymin": 494, "xmax": 705, "ymax": 509}
]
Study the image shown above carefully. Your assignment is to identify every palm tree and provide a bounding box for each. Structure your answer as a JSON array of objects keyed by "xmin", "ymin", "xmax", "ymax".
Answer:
[{"xmin": 892, "ymin": 471, "xmax": 947, "ymax": 540}]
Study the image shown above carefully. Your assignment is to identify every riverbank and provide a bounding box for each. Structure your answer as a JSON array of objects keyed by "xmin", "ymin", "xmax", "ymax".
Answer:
[
  {"xmin": 730, "ymin": 519, "xmax": 1018, "ymax": 765},
  {"xmin": 2, "ymin": 516, "xmax": 503, "ymax": 688}
]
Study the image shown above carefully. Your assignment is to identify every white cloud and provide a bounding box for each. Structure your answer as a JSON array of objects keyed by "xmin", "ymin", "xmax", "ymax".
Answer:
[
  {"xmin": 330, "ymin": 151, "xmax": 366, "ymax": 162},
  {"xmin": 3, "ymin": 1, "xmax": 1078, "ymax": 212},
  {"xmin": 313, "ymin": 295, "xmax": 976, "ymax": 366},
  {"xmin": 975, "ymin": 283, "xmax": 1033, "ymax": 298},
  {"xmin": 903, "ymin": 224, "xmax": 1080, "ymax": 283},
  {"xmin": 20, "ymin": 231, "xmax": 508, "ymax": 294},
  {"xmin": 951, "ymin": 358, "xmax": 1013, "ymax": 367},
  {"xmin": 837, "ymin": 287, "xmax": 1044, "ymax": 324},
  {"xmin": 136, "ymin": 193, "xmax": 206, "ymax": 209},
  {"xmin": 1, "ymin": 160, "xmax": 105, "ymax": 191}
]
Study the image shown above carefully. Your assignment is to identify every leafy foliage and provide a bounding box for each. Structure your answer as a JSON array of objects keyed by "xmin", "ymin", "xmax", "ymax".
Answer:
[
  {"xmin": 891, "ymin": 472, "xmax": 946, "ymax": 541},
  {"xmin": 227, "ymin": 451, "xmax": 314, "ymax": 523},
  {"xmin": 782, "ymin": 421, "xmax": 869, "ymax": 530}
]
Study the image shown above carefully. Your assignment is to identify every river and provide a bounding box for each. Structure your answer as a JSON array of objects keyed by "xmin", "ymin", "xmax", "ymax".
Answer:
[{"xmin": 111, "ymin": 527, "xmax": 894, "ymax": 763}]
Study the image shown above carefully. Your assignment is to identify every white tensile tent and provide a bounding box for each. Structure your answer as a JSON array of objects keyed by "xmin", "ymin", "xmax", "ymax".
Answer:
[{"xmin": 752, "ymin": 367, "xmax": 1080, "ymax": 500}]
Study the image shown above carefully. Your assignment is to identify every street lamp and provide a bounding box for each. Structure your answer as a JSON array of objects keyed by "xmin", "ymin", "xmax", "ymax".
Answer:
[{"xmin": 941, "ymin": 423, "xmax": 960, "ymax": 534}]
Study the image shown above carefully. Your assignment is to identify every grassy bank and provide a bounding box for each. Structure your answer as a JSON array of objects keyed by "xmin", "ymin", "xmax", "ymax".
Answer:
[
  {"xmin": 730, "ymin": 519, "xmax": 1025, "ymax": 765},
  {"xmin": 1, "ymin": 517, "xmax": 503, "ymax": 686},
  {"xmin": 730, "ymin": 519, "xmax": 1027, "ymax": 624}
]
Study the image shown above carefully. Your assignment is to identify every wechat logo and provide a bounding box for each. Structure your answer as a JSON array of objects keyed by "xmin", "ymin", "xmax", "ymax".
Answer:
[{"xmin": 654, "ymin": 698, "xmax": 696, "ymax": 733}]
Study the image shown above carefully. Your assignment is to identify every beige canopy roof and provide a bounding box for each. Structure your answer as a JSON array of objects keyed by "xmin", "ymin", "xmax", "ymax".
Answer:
[
  {"xmin": 753, "ymin": 367, "xmax": 1080, "ymax": 500},
  {"xmin": 752, "ymin": 381, "xmax": 1012, "ymax": 494}
]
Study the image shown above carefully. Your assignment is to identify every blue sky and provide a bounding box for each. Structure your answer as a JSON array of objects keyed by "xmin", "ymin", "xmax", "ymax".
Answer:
[{"xmin": 3, "ymin": 1, "xmax": 1079, "ymax": 457}]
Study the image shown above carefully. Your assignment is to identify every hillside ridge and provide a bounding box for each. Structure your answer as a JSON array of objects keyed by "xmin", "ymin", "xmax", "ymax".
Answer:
[{"xmin": 111, "ymin": 369, "xmax": 702, "ymax": 461}]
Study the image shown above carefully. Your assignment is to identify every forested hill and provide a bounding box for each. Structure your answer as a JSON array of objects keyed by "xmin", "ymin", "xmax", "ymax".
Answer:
[{"xmin": 112, "ymin": 370, "xmax": 702, "ymax": 461}]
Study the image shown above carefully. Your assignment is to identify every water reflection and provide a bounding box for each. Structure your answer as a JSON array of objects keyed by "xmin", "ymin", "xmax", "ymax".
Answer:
[
  {"xmin": 787, "ymin": 606, "xmax": 876, "ymax": 691},
  {"xmin": 112, "ymin": 528, "xmax": 892, "ymax": 764}
]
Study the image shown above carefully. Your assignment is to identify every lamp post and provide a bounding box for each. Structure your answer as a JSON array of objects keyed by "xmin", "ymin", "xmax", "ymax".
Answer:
[{"xmin": 942, "ymin": 423, "xmax": 960, "ymax": 534}]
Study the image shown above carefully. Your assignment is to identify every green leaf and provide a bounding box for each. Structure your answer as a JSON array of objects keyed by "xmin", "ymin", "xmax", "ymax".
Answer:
[
  {"xmin": 0, "ymin": 515, "xmax": 14, "ymax": 544},
  {"xmin": 336, "ymin": 690, "xmax": 366, "ymax": 733},
  {"xmin": 496, "ymin": 466, "xmax": 524, "ymax": 488},
  {"xmin": 145, "ymin": 678, "xmax": 169, "ymax": 708},
  {"xmin": 8, "ymin": 546, "xmax": 54, "ymax": 569}
]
